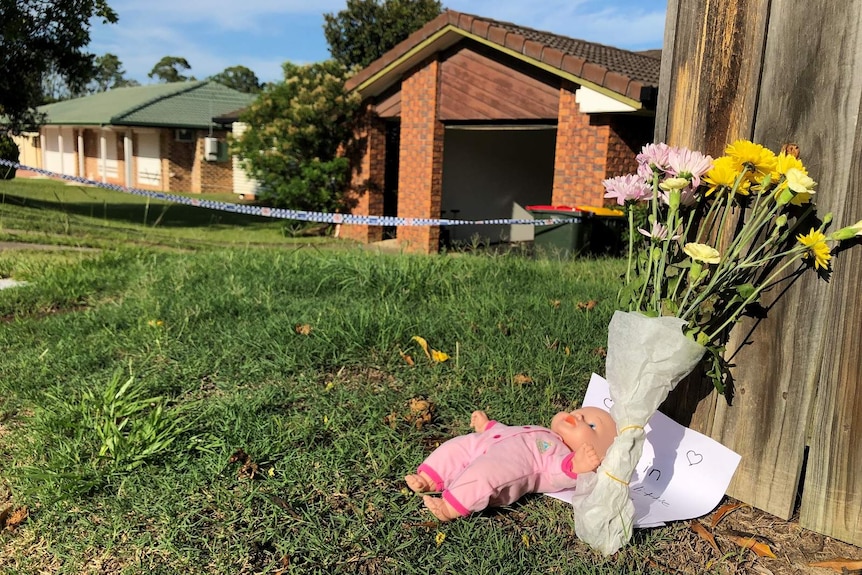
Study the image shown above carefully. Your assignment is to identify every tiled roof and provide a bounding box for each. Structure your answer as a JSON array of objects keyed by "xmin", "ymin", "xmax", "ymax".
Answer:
[
  {"xmin": 38, "ymin": 82, "xmax": 256, "ymax": 129},
  {"xmin": 346, "ymin": 10, "xmax": 661, "ymax": 107}
]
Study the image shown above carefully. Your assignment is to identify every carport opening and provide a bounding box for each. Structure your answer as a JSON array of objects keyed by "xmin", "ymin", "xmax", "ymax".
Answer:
[{"xmin": 440, "ymin": 124, "xmax": 556, "ymax": 249}]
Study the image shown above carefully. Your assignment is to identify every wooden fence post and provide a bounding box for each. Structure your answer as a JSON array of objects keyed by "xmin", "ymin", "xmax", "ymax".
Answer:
[{"xmin": 656, "ymin": 0, "xmax": 862, "ymax": 545}]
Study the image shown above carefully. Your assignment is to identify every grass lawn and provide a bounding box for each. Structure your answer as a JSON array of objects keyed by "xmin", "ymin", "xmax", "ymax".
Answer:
[{"xmin": 0, "ymin": 178, "xmax": 682, "ymax": 574}]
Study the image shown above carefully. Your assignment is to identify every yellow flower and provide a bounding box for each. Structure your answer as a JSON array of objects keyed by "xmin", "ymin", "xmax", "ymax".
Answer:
[
  {"xmin": 725, "ymin": 140, "xmax": 777, "ymax": 183},
  {"xmin": 784, "ymin": 168, "xmax": 817, "ymax": 205},
  {"xmin": 772, "ymin": 151, "xmax": 806, "ymax": 181},
  {"xmin": 435, "ymin": 532, "xmax": 446, "ymax": 547},
  {"xmin": 683, "ymin": 243, "xmax": 721, "ymax": 264},
  {"xmin": 797, "ymin": 228, "xmax": 831, "ymax": 269},
  {"xmin": 703, "ymin": 156, "xmax": 749, "ymax": 196}
]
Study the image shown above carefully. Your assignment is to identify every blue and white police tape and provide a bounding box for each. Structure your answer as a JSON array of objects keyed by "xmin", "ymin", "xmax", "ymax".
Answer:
[{"xmin": 0, "ymin": 159, "xmax": 562, "ymax": 228}]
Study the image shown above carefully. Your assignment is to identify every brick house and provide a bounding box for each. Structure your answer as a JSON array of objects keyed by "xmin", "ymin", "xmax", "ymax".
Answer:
[
  {"xmin": 342, "ymin": 10, "xmax": 661, "ymax": 253},
  {"xmin": 13, "ymin": 81, "xmax": 255, "ymax": 194}
]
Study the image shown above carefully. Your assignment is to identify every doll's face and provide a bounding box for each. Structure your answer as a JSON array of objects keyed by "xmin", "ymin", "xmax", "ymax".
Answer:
[{"xmin": 550, "ymin": 406, "xmax": 617, "ymax": 458}]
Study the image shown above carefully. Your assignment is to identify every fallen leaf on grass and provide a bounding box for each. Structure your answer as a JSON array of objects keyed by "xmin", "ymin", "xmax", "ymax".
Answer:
[
  {"xmin": 711, "ymin": 501, "xmax": 746, "ymax": 528},
  {"xmin": 399, "ymin": 351, "xmax": 414, "ymax": 366},
  {"xmin": 406, "ymin": 398, "xmax": 434, "ymax": 429},
  {"xmin": 274, "ymin": 555, "xmax": 290, "ymax": 575},
  {"xmin": 411, "ymin": 336, "xmax": 449, "ymax": 363},
  {"xmin": 593, "ymin": 347, "xmax": 607, "ymax": 358},
  {"xmin": 722, "ymin": 530, "xmax": 777, "ymax": 558},
  {"xmin": 294, "ymin": 324, "xmax": 312, "ymax": 336},
  {"xmin": 512, "ymin": 374, "xmax": 533, "ymax": 385},
  {"xmin": 808, "ymin": 558, "xmax": 862, "ymax": 572},
  {"xmin": 228, "ymin": 448, "xmax": 260, "ymax": 480},
  {"xmin": 691, "ymin": 520, "xmax": 721, "ymax": 554},
  {"xmin": 550, "ymin": 299, "xmax": 561, "ymax": 309},
  {"xmin": 577, "ymin": 300, "xmax": 598, "ymax": 311},
  {"xmin": 1, "ymin": 506, "xmax": 28, "ymax": 530}
]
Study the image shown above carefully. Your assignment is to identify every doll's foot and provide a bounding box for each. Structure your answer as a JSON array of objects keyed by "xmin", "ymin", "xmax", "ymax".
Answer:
[
  {"xmin": 423, "ymin": 495, "xmax": 461, "ymax": 521},
  {"xmin": 405, "ymin": 472, "xmax": 434, "ymax": 493}
]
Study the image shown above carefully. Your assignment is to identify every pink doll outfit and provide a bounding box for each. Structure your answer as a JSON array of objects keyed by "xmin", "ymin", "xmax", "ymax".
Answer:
[{"xmin": 416, "ymin": 420, "xmax": 580, "ymax": 516}]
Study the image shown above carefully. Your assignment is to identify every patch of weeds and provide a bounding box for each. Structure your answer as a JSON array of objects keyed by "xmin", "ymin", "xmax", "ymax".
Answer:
[{"xmin": 15, "ymin": 369, "xmax": 190, "ymax": 499}]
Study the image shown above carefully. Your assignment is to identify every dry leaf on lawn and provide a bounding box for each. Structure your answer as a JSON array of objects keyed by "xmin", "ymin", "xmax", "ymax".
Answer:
[
  {"xmin": 711, "ymin": 501, "xmax": 746, "ymax": 528},
  {"xmin": 550, "ymin": 299, "xmax": 561, "ymax": 309},
  {"xmin": 722, "ymin": 530, "xmax": 777, "ymax": 558},
  {"xmin": 512, "ymin": 374, "xmax": 533, "ymax": 385},
  {"xmin": 577, "ymin": 300, "xmax": 598, "ymax": 310},
  {"xmin": 807, "ymin": 558, "xmax": 862, "ymax": 572},
  {"xmin": 294, "ymin": 324, "xmax": 312, "ymax": 336},
  {"xmin": 690, "ymin": 520, "xmax": 721, "ymax": 554},
  {"xmin": 3, "ymin": 506, "xmax": 28, "ymax": 530},
  {"xmin": 399, "ymin": 351, "xmax": 414, "ymax": 366}
]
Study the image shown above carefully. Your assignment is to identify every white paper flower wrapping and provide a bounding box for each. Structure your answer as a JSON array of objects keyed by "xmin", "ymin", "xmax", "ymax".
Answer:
[{"xmin": 572, "ymin": 311, "xmax": 705, "ymax": 555}]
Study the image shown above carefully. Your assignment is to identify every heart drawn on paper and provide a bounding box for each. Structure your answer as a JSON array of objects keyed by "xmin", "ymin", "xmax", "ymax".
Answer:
[
  {"xmin": 686, "ymin": 450, "xmax": 704, "ymax": 466},
  {"xmin": 603, "ymin": 397, "xmax": 614, "ymax": 409}
]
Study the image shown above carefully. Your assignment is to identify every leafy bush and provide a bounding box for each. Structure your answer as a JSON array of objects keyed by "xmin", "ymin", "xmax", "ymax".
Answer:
[{"xmin": 0, "ymin": 133, "xmax": 19, "ymax": 180}]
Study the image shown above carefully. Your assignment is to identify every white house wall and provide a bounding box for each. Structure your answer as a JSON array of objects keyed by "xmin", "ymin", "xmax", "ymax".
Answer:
[
  {"xmin": 231, "ymin": 122, "xmax": 260, "ymax": 197},
  {"xmin": 441, "ymin": 127, "xmax": 556, "ymax": 245}
]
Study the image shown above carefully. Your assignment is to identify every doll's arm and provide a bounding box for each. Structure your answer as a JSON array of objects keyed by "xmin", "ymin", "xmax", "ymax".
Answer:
[
  {"xmin": 569, "ymin": 443, "xmax": 601, "ymax": 474},
  {"xmin": 471, "ymin": 410, "xmax": 491, "ymax": 433}
]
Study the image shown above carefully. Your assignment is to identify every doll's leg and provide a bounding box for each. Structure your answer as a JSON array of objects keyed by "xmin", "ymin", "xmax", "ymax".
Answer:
[
  {"xmin": 440, "ymin": 450, "xmax": 528, "ymax": 515},
  {"xmin": 405, "ymin": 432, "xmax": 484, "ymax": 493}
]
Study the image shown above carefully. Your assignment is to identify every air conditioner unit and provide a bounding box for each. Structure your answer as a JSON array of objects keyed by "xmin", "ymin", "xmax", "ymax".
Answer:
[{"xmin": 204, "ymin": 137, "xmax": 219, "ymax": 162}]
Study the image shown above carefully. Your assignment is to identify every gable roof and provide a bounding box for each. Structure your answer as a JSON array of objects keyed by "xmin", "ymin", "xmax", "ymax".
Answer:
[
  {"xmin": 37, "ymin": 81, "xmax": 256, "ymax": 129},
  {"xmin": 346, "ymin": 10, "xmax": 661, "ymax": 110}
]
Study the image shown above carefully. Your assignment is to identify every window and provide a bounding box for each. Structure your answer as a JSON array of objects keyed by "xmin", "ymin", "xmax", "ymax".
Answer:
[{"xmin": 175, "ymin": 128, "xmax": 194, "ymax": 142}]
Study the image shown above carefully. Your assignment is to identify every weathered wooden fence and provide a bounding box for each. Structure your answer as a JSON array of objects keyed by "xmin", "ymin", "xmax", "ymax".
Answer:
[{"xmin": 655, "ymin": 0, "xmax": 862, "ymax": 546}]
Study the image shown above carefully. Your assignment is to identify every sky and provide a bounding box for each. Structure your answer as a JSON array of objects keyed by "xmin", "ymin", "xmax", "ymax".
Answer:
[{"xmin": 87, "ymin": 0, "xmax": 668, "ymax": 86}]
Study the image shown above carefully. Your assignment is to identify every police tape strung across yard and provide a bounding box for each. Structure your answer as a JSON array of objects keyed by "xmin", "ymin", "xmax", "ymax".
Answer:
[{"xmin": 0, "ymin": 159, "xmax": 561, "ymax": 228}]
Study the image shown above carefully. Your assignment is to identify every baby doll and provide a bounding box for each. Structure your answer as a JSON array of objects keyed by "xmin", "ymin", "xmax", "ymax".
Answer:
[{"xmin": 405, "ymin": 406, "xmax": 617, "ymax": 521}]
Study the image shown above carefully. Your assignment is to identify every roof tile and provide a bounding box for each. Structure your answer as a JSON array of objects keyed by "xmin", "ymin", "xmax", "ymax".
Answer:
[
  {"xmin": 504, "ymin": 32, "xmax": 526, "ymax": 53},
  {"xmin": 523, "ymin": 40, "xmax": 544, "ymax": 60}
]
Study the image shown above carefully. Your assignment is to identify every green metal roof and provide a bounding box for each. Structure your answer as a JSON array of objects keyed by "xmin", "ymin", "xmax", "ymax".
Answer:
[{"xmin": 37, "ymin": 81, "xmax": 256, "ymax": 129}]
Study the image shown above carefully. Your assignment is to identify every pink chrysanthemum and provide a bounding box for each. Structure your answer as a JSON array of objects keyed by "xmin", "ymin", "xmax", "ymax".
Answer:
[
  {"xmin": 667, "ymin": 148, "xmax": 714, "ymax": 188},
  {"xmin": 603, "ymin": 174, "xmax": 653, "ymax": 206}
]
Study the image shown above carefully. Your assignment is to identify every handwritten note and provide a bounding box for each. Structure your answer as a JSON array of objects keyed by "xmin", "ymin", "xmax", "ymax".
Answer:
[{"xmin": 547, "ymin": 373, "xmax": 741, "ymax": 527}]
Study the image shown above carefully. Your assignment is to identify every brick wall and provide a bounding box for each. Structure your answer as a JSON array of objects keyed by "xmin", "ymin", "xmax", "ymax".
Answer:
[
  {"xmin": 168, "ymin": 131, "xmax": 196, "ymax": 192},
  {"xmin": 341, "ymin": 111, "xmax": 387, "ymax": 243},
  {"xmin": 605, "ymin": 115, "xmax": 654, "ymax": 179},
  {"xmin": 396, "ymin": 57, "xmax": 444, "ymax": 253},
  {"xmin": 198, "ymin": 131, "xmax": 233, "ymax": 194},
  {"xmin": 551, "ymin": 82, "xmax": 611, "ymax": 207}
]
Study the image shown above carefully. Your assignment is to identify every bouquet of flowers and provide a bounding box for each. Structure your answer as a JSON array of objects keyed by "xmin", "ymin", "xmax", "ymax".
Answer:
[
  {"xmin": 572, "ymin": 140, "xmax": 861, "ymax": 555},
  {"xmin": 603, "ymin": 140, "xmax": 861, "ymax": 393}
]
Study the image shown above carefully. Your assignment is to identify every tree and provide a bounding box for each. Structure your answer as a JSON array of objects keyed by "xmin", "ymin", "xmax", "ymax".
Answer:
[
  {"xmin": 232, "ymin": 60, "xmax": 361, "ymax": 212},
  {"xmin": 210, "ymin": 66, "xmax": 262, "ymax": 94},
  {"xmin": 324, "ymin": 0, "xmax": 442, "ymax": 69},
  {"xmin": 0, "ymin": 0, "xmax": 118, "ymax": 133},
  {"xmin": 89, "ymin": 53, "xmax": 138, "ymax": 92},
  {"xmin": 148, "ymin": 56, "xmax": 194, "ymax": 83},
  {"xmin": 0, "ymin": 133, "xmax": 19, "ymax": 180}
]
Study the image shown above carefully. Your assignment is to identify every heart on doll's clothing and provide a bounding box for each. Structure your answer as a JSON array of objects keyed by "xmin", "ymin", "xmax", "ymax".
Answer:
[{"xmin": 536, "ymin": 439, "xmax": 553, "ymax": 453}]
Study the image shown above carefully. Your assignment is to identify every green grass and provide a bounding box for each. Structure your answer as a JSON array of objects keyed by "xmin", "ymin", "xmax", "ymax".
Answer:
[
  {"xmin": 0, "ymin": 178, "xmax": 334, "ymax": 249},
  {"xmin": 0, "ymin": 180, "xmax": 675, "ymax": 574}
]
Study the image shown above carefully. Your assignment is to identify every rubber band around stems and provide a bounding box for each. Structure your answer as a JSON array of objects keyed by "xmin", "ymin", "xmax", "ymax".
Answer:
[
  {"xmin": 618, "ymin": 425, "xmax": 644, "ymax": 434},
  {"xmin": 604, "ymin": 471, "xmax": 631, "ymax": 486}
]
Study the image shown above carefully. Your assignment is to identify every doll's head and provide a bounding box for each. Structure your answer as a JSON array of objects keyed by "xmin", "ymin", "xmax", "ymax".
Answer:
[{"xmin": 550, "ymin": 406, "xmax": 617, "ymax": 460}]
